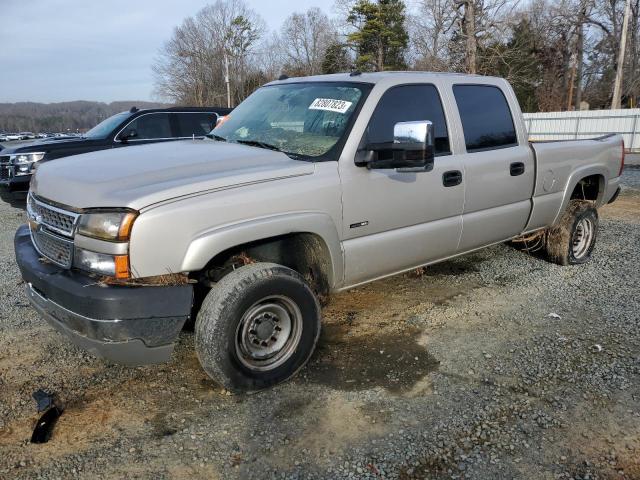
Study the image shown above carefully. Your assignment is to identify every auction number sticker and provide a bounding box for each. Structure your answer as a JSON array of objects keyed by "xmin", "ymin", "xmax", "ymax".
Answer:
[{"xmin": 309, "ymin": 98, "xmax": 353, "ymax": 114}]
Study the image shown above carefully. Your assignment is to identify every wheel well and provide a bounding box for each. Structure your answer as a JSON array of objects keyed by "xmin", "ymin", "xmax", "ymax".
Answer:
[
  {"xmin": 570, "ymin": 174, "xmax": 604, "ymax": 202},
  {"xmin": 196, "ymin": 233, "xmax": 333, "ymax": 304}
]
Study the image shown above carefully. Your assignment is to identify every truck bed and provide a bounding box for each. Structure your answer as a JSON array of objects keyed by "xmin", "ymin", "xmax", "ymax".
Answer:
[{"xmin": 525, "ymin": 134, "xmax": 624, "ymax": 231}]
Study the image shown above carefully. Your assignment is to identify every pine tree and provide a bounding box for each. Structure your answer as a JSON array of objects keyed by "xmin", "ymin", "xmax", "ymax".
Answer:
[
  {"xmin": 321, "ymin": 43, "xmax": 351, "ymax": 74},
  {"xmin": 347, "ymin": 0, "xmax": 409, "ymax": 72}
]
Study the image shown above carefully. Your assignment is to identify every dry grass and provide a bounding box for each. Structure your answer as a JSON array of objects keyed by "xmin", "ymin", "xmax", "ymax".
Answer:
[{"xmin": 99, "ymin": 273, "xmax": 194, "ymax": 287}]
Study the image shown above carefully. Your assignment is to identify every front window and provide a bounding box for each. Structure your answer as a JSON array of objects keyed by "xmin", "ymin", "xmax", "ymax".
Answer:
[
  {"xmin": 212, "ymin": 82, "xmax": 371, "ymax": 161},
  {"xmin": 118, "ymin": 113, "xmax": 172, "ymax": 140},
  {"xmin": 363, "ymin": 84, "xmax": 451, "ymax": 158},
  {"xmin": 84, "ymin": 112, "xmax": 131, "ymax": 139}
]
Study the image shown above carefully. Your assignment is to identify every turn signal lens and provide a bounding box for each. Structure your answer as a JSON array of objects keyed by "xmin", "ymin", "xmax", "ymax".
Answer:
[
  {"xmin": 73, "ymin": 249, "xmax": 130, "ymax": 279},
  {"xmin": 114, "ymin": 255, "xmax": 130, "ymax": 279}
]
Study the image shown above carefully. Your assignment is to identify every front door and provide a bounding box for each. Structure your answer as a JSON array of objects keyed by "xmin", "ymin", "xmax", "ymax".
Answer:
[{"xmin": 340, "ymin": 84, "xmax": 465, "ymax": 286}]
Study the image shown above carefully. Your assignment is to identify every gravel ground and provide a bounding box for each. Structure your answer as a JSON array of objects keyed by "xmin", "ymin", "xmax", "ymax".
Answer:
[{"xmin": 0, "ymin": 169, "xmax": 638, "ymax": 480}]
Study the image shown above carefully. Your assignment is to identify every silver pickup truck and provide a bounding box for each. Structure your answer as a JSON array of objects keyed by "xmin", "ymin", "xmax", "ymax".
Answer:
[{"xmin": 15, "ymin": 72, "xmax": 624, "ymax": 392}]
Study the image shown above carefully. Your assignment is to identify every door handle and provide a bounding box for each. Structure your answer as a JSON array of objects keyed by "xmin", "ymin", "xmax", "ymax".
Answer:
[
  {"xmin": 442, "ymin": 170, "xmax": 462, "ymax": 187},
  {"xmin": 510, "ymin": 162, "xmax": 525, "ymax": 176}
]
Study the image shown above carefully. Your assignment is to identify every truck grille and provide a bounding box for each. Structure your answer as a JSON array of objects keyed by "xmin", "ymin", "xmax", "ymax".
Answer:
[
  {"xmin": 0, "ymin": 156, "xmax": 9, "ymax": 180},
  {"xmin": 26, "ymin": 194, "xmax": 79, "ymax": 268},
  {"xmin": 27, "ymin": 194, "xmax": 79, "ymax": 237},
  {"xmin": 31, "ymin": 228, "xmax": 74, "ymax": 268}
]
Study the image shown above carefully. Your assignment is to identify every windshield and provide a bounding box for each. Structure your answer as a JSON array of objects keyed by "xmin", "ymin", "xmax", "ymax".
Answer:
[
  {"xmin": 84, "ymin": 112, "xmax": 131, "ymax": 139},
  {"xmin": 212, "ymin": 82, "xmax": 370, "ymax": 160}
]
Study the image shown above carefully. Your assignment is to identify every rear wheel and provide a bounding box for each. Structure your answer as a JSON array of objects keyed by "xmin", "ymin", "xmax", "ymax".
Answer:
[
  {"xmin": 195, "ymin": 263, "xmax": 321, "ymax": 393},
  {"xmin": 544, "ymin": 200, "xmax": 598, "ymax": 266}
]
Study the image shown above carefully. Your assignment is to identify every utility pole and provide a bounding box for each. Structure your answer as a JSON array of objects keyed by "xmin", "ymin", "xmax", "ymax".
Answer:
[
  {"xmin": 612, "ymin": 0, "xmax": 631, "ymax": 110},
  {"xmin": 224, "ymin": 53, "xmax": 231, "ymax": 108}
]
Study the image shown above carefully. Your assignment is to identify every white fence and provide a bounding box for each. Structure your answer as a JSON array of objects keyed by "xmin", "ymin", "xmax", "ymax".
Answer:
[{"xmin": 523, "ymin": 109, "xmax": 640, "ymax": 151}]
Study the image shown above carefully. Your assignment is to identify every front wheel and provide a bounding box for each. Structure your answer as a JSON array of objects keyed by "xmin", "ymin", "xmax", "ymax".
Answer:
[
  {"xmin": 195, "ymin": 263, "xmax": 321, "ymax": 393},
  {"xmin": 544, "ymin": 199, "xmax": 598, "ymax": 266}
]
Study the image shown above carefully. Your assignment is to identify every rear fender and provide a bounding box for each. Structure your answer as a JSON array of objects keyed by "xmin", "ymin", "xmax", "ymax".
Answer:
[{"xmin": 552, "ymin": 166, "xmax": 607, "ymax": 225}]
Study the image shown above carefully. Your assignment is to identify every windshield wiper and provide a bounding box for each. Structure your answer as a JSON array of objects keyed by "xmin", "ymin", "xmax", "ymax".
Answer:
[
  {"xmin": 235, "ymin": 139, "xmax": 283, "ymax": 152},
  {"xmin": 228, "ymin": 139, "xmax": 303, "ymax": 160},
  {"xmin": 206, "ymin": 133, "xmax": 227, "ymax": 141}
]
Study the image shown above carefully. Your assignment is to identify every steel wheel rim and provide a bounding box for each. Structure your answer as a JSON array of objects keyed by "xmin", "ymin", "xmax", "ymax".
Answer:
[
  {"xmin": 571, "ymin": 217, "xmax": 594, "ymax": 259},
  {"xmin": 235, "ymin": 295, "xmax": 303, "ymax": 372}
]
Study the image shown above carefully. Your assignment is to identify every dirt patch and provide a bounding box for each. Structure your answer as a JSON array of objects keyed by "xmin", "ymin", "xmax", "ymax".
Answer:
[
  {"xmin": 562, "ymin": 396, "xmax": 640, "ymax": 480},
  {"xmin": 303, "ymin": 262, "xmax": 486, "ymax": 392},
  {"xmin": 600, "ymin": 193, "xmax": 640, "ymax": 223},
  {"xmin": 309, "ymin": 320, "xmax": 439, "ymax": 392},
  {"xmin": 273, "ymin": 394, "xmax": 384, "ymax": 463}
]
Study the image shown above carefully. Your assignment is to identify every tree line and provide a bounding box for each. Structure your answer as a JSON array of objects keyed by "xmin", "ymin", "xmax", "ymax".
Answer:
[
  {"xmin": 0, "ymin": 101, "xmax": 167, "ymax": 133},
  {"xmin": 153, "ymin": 0, "xmax": 640, "ymax": 113}
]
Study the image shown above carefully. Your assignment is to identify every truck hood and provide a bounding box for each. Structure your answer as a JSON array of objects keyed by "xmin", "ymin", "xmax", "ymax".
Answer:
[
  {"xmin": 1, "ymin": 137, "xmax": 90, "ymax": 154},
  {"xmin": 31, "ymin": 139, "xmax": 315, "ymax": 210}
]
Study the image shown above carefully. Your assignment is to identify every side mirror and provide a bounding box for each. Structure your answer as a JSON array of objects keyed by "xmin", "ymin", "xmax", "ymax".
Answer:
[
  {"xmin": 357, "ymin": 120, "xmax": 435, "ymax": 172},
  {"xmin": 118, "ymin": 129, "xmax": 137, "ymax": 142}
]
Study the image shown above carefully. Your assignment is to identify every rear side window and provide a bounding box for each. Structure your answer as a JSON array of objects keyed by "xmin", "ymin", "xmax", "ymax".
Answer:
[
  {"xmin": 453, "ymin": 85, "xmax": 517, "ymax": 152},
  {"xmin": 175, "ymin": 112, "xmax": 218, "ymax": 137},
  {"xmin": 121, "ymin": 113, "xmax": 172, "ymax": 140},
  {"xmin": 364, "ymin": 84, "xmax": 451, "ymax": 157}
]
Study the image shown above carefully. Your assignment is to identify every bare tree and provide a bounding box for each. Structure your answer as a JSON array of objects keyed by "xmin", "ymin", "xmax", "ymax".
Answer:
[
  {"xmin": 437, "ymin": 0, "xmax": 518, "ymax": 74},
  {"xmin": 281, "ymin": 8, "xmax": 336, "ymax": 75},
  {"xmin": 153, "ymin": 0, "xmax": 265, "ymax": 106},
  {"xmin": 409, "ymin": 0, "xmax": 456, "ymax": 71},
  {"xmin": 255, "ymin": 32, "xmax": 286, "ymax": 80}
]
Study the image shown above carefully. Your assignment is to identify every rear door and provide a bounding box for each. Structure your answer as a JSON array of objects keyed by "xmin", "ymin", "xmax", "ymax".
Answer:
[
  {"xmin": 451, "ymin": 83, "xmax": 534, "ymax": 251},
  {"xmin": 173, "ymin": 112, "xmax": 219, "ymax": 139}
]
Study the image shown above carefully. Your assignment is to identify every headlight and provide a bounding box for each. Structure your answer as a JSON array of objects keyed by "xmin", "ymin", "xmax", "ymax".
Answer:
[
  {"xmin": 11, "ymin": 152, "xmax": 45, "ymax": 175},
  {"xmin": 77, "ymin": 211, "xmax": 137, "ymax": 241},
  {"xmin": 12, "ymin": 152, "xmax": 45, "ymax": 164},
  {"xmin": 74, "ymin": 248, "xmax": 129, "ymax": 278}
]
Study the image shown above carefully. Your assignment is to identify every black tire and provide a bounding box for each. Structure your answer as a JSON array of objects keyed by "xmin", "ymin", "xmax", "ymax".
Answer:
[
  {"xmin": 545, "ymin": 200, "xmax": 598, "ymax": 266},
  {"xmin": 195, "ymin": 262, "xmax": 321, "ymax": 393}
]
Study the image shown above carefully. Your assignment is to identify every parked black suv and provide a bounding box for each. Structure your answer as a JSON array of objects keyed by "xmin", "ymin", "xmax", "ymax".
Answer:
[{"xmin": 0, "ymin": 106, "xmax": 232, "ymax": 194}]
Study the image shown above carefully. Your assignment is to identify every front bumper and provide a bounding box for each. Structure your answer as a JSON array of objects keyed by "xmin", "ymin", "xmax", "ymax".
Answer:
[
  {"xmin": 14, "ymin": 225, "xmax": 193, "ymax": 365},
  {"xmin": 0, "ymin": 174, "xmax": 30, "ymax": 193}
]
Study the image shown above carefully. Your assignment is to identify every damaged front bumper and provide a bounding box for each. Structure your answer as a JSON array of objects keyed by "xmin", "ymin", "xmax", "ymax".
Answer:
[{"xmin": 14, "ymin": 225, "xmax": 193, "ymax": 365}]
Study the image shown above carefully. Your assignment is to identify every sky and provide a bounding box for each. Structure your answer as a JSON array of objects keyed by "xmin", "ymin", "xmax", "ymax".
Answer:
[{"xmin": 0, "ymin": 0, "xmax": 327, "ymax": 104}]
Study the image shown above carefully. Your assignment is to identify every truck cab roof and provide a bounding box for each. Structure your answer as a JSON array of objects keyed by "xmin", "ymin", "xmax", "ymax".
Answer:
[{"xmin": 268, "ymin": 71, "xmax": 504, "ymax": 86}]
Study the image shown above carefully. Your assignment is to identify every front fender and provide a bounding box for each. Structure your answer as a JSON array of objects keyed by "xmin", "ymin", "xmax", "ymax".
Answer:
[{"xmin": 180, "ymin": 212, "xmax": 344, "ymax": 289}]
